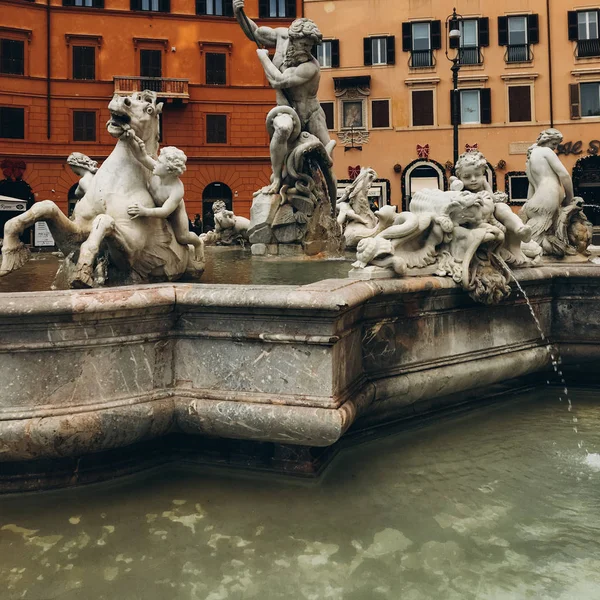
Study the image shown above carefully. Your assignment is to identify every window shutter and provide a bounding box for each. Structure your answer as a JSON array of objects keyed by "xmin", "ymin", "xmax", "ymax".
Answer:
[
  {"xmin": 567, "ymin": 11, "xmax": 578, "ymax": 41},
  {"xmin": 480, "ymin": 88, "xmax": 492, "ymax": 124},
  {"xmin": 528, "ymin": 14, "xmax": 539, "ymax": 44},
  {"xmin": 363, "ymin": 38, "xmax": 372, "ymax": 66},
  {"xmin": 63, "ymin": 0, "xmax": 75, "ymax": 5},
  {"xmin": 478, "ymin": 18, "xmax": 489, "ymax": 47},
  {"xmin": 285, "ymin": 0, "xmax": 296, "ymax": 18},
  {"xmin": 258, "ymin": 0, "xmax": 268, "ymax": 18},
  {"xmin": 224, "ymin": 0, "xmax": 233, "ymax": 16},
  {"xmin": 331, "ymin": 39, "xmax": 340, "ymax": 68},
  {"xmin": 498, "ymin": 16, "xmax": 508, "ymax": 46},
  {"xmin": 158, "ymin": 0, "xmax": 170, "ymax": 11},
  {"xmin": 570, "ymin": 83, "xmax": 581, "ymax": 119},
  {"xmin": 430, "ymin": 20, "xmax": 442, "ymax": 50},
  {"xmin": 95, "ymin": 0, "xmax": 104, "ymax": 7},
  {"xmin": 196, "ymin": 0, "xmax": 206, "ymax": 14},
  {"xmin": 451, "ymin": 90, "xmax": 461, "ymax": 125},
  {"xmin": 386, "ymin": 36, "xmax": 395, "ymax": 65},
  {"xmin": 402, "ymin": 22, "xmax": 412, "ymax": 52},
  {"xmin": 130, "ymin": 0, "xmax": 142, "ymax": 10}
]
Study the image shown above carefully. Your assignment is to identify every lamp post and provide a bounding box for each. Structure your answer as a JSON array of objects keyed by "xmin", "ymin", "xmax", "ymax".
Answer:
[{"xmin": 446, "ymin": 7, "xmax": 462, "ymax": 166}]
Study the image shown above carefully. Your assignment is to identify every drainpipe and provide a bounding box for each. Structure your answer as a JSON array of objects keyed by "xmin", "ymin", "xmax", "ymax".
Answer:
[
  {"xmin": 547, "ymin": 0, "xmax": 554, "ymax": 127},
  {"xmin": 47, "ymin": 0, "xmax": 51, "ymax": 139}
]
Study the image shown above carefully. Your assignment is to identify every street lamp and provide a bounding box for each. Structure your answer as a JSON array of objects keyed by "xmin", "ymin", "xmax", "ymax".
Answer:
[{"xmin": 446, "ymin": 7, "xmax": 462, "ymax": 166}]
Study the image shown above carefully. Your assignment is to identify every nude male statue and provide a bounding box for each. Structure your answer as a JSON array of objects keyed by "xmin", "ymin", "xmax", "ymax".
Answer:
[{"xmin": 233, "ymin": 0, "xmax": 335, "ymax": 193}]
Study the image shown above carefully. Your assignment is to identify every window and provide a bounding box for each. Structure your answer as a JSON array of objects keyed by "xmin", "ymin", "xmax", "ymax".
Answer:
[
  {"xmin": 0, "ymin": 39, "xmax": 24, "ymax": 75},
  {"xmin": 0, "ymin": 107, "xmax": 24, "ymax": 139},
  {"xmin": 140, "ymin": 49, "xmax": 162, "ymax": 91},
  {"xmin": 72, "ymin": 46, "xmax": 95, "ymax": 80},
  {"xmin": 569, "ymin": 11, "xmax": 600, "ymax": 57},
  {"xmin": 402, "ymin": 21, "xmax": 441, "ymax": 68},
  {"xmin": 581, "ymin": 82, "xmax": 600, "ymax": 117},
  {"xmin": 63, "ymin": 0, "xmax": 104, "ymax": 6},
  {"xmin": 315, "ymin": 40, "xmax": 339, "ymax": 69},
  {"xmin": 258, "ymin": 0, "xmax": 296, "ymax": 19},
  {"xmin": 452, "ymin": 88, "xmax": 491, "ymax": 125},
  {"xmin": 458, "ymin": 20, "xmax": 484, "ymax": 65},
  {"xmin": 508, "ymin": 85, "xmax": 532, "ymax": 122},
  {"xmin": 371, "ymin": 100, "xmax": 390, "ymax": 128},
  {"xmin": 498, "ymin": 15, "xmax": 538, "ymax": 63},
  {"xmin": 130, "ymin": 0, "xmax": 170, "ymax": 12},
  {"xmin": 206, "ymin": 52, "xmax": 226, "ymax": 85},
  {"xmin": 321, "ymin": 102, "xmax": 334, "ymax": 130},
  {"xmin": 196, "ymin": 0, "xmax": 233, "ymax": 16},
  {"xmin": 73, "ymin": 111, "xmax": 96, "ymax": 141},
  {"xmin": 507, "ymin": 173, "xmax": 529, "ymax": 202},
  {"xmin": 206, "ymin": 114, "xmax": 227, "ymax": 144},
  {"xmin": 363, "ymin": 36, "xmax": 395, "ymax": 66},
  {"xmin": 412, "ymin": 89, "xmax": 434, "ymax": 127}
]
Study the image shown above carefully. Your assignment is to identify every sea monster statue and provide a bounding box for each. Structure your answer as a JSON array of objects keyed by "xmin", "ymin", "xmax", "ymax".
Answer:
[
  {"xmin": 0, "ymin": 91, "xmax": 204, "ymax": 287},
  {"xmin": 520, "ymin": 128, "xmax": 592, "ymax": 258},
  {"xmin": 351, "ymin": 151, "xmax": 542, "ymax": 304},
  {"xmin": 234, "ymin": 1, "xmax": 342, "ymax": 255}
]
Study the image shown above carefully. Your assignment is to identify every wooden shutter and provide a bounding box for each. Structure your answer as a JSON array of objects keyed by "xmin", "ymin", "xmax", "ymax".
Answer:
[
  {"xmin": 430, "ymin": 20, "xmax": 442, "ymax": 50},
  {"xmin": 480, "ymin": 88, "xmax": 492, "ymax": 124},
  {"xmin": 412, "ymin": 90, "xmax": 434, "ymax": 127},
  {"xmin": 258, "ymin": 0, "xmax": 268, "ymax": 18},
  {"xmin": 224, "ymin": 0, "xmax": 233, "ymax": 16},
  {"xmin": 479, "ymin": 18, "xmax": 489, "ymax": 47},
  {"xmin": 372, "ymin": 100, "xmax": 390, "ymax": 128},
  {"xmin": 570, "ymin": 83, "xmax": 581, "ymax": 119},
  {"xmin": 451, "ymin": 90, "xmax": 461, "ymax": 125},
  {"xmin": 131, "ymin": 0, "xmax": 142, "ymax": 10},
  {"xmin": 498, "ymin": 16, "xmax": 508, "ymax": 46},
  {"xmin": 196, "ymin": 0, "xmax": 206, "ymax": 14},
  {"xmin": 158, "ymin": 0, "xmax": 170, "ymax": 12},
  {"xmin": 285, "ymin": 0, "xmax": 296, "ymax": 18},
  {"xmin": 63, "ymin": 0, "xmax": 75, "ymax": 5},
  {"xmin": 363, "ymin": 38, "xmax": 372, "ymax": 66},
  {"xmin": 528, "ymin": 14, "xmax": 539, "ymax": 44},
  {"xmin": 321, "ymin": 102, "xmax": 334, "ymax": 129},
  {"xmin": 567, "ymin": 11, "xmax": 578, "ymax": 41},
  {"xmin": 95, "ymin": 0, "xmax": 104, "ymax": 7},
  {"xmin": 331, "ymin": 39, "xmax": 340, "ymax": 68},
  {"xmin": 402, "ymin": 22, "xmax": 412, "ymax": 52},
  {"xmin": 386, "ymin": 36, "xmax": 395, "ymax": 65},
  {"xmin": 508, "ymin": 86, "xmax": 532, "ymax": 122}
]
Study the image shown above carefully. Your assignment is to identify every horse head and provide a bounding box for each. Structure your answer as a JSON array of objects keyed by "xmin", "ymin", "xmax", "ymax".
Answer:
[{"xmin": 107, "ymin": 90, "xmax": 163, "ymax": 156}]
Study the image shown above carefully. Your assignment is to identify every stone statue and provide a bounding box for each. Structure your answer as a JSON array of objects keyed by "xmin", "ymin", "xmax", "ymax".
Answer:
[
  {"xmin": 234, "ymin": 1, "xmax": 342, "ymax": 256},
  {"xmin": 211, "ymin": 200, "xmax": 250, "ymax": 245},
  {"xmin": 336, "ymin": 167, "xmax": 392, "ymax": 249},
  {"xmin": 351, "ymin": 151, "xmax": 542, "ymax": 304},
  {"xmin": 125, "ymin": 135, "xmax": 204, "ymax": 262},
  {"xmin": 0, "ymin": 91, "xmax": 204, "ymax": 286},
  {"xmin": 520, "ymin": 128, "xmax": 592, "ymax": 258},
  {"xmin": 67, "ymin": 152, "xmax": 98, "ymax": 200}
]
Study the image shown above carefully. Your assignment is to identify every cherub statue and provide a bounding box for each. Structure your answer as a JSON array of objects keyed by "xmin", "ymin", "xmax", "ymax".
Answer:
[
  {"xmin": 126, "ymin": 135, "xmax": 204, "ymax": 261},
  {"xmin": 67, "ymin": 152, "xmax": 98, "ymax": 200},
  {"xmin": 520, "ymin": 128, "xmax": 591, "ymax": 257}
]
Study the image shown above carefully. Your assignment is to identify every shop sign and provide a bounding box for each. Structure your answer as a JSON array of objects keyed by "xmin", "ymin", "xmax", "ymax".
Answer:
[{"xmin": 557, "ymin": 140, "xmax": 600, "ymax": 156}]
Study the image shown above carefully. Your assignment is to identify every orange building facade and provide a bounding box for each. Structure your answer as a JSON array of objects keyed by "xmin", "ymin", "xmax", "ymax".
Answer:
[
  {"xmin": 0, "ymin": 0, "xmax": 301, "ymax": 226},
  {"xmin": 306, "ymin": 0, "xmax": 600, "ymax": 225}
]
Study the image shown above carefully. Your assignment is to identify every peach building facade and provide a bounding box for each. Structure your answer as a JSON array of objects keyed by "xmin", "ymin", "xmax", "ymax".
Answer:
[
  {"xmin": 306, "ymin": 0, "xmax": 600, "ymax": 225},
  {"xmin": 0, "ymin": 0, "xmax": 301, "ymax": 229}
]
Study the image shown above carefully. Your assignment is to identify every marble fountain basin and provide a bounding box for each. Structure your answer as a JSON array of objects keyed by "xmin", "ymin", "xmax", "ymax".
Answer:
[{"xmin": 1, "ymin": 247, "xmax": 600, "ymax": 491}]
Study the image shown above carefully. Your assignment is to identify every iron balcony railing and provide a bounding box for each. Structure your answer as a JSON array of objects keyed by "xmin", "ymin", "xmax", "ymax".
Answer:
[
  {"xmin": 113, "ymin": 76, "xmax": 189, "ymax": 98},
  {"xmin": 458, "ymin": 46, "xmax": 482, "ymax": 66},
  {"xmin": 577, "ymin": 38, "xmax": 600, "ymax": 58},
  {"xmin": 505, "ymin": 44, "xmax": 532, "ymax": 63},
  {"xmin": 409, "ymin": 49, "xmax": 434, "ymax": 68}
]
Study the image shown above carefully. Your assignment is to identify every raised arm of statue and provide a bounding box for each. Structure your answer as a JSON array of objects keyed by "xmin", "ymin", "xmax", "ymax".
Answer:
[
  {"xmin": 233, "ymin": 0, "xmax": 278, "ymax": 47},
  {"xmin": 126, "ymin": 133, "xmax": 157, "ymax": 172},
  {"xmin": 257, "ymin": 49, "xmax": 315, "ymax": 89}
]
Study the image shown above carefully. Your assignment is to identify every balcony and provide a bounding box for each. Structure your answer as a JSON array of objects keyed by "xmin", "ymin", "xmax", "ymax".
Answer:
[
  {"xmin": 409, "ymin": 49, "xmax": 434, "ymax": 68},
  {"xmin": 458, "ymin": 46, "xmax": 482, "ymax": 66},
  {"xmin": 577, "ymin": 38, "xmax": 600, "ymax": 58},
  {"xmin": 113, "ymin": 76, "xmax": 189, "ymax": 100},
  {"xmin": 505, "ymin": 44, "xmax": 532, "ymax": 64}
]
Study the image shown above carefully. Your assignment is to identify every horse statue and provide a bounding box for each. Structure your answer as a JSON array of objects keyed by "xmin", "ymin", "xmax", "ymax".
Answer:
[{"xmin": 0, "ymin": 90, "xmax": 204, "ymax": 287}]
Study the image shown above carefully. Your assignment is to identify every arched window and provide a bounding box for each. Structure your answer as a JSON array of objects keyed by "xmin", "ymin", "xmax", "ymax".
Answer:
[{"xmin": 202, "ymin": 181, "xmax": 232, "ymax": 231}]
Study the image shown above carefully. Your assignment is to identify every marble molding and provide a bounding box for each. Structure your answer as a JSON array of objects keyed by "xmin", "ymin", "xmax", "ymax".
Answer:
[{"xmin": 2, "ymin": 264, "xmax": 600, "ymax": 481}]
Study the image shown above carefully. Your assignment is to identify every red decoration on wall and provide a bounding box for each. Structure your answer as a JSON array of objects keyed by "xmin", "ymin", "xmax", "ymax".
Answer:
[
  {"xmin": 416, "ymin": 144, "xmax": 430, "ymax": 159},
  {"xmin": 0, "ymin": 159, "xmax": 27, "ymax": 181},
  {"xmin": 348, "ymin": 165, "xmax": 361, "ymax": 180},
  {"xmin": 465, "ymin": 143, "xmax": 479, "ymax": 153}
]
